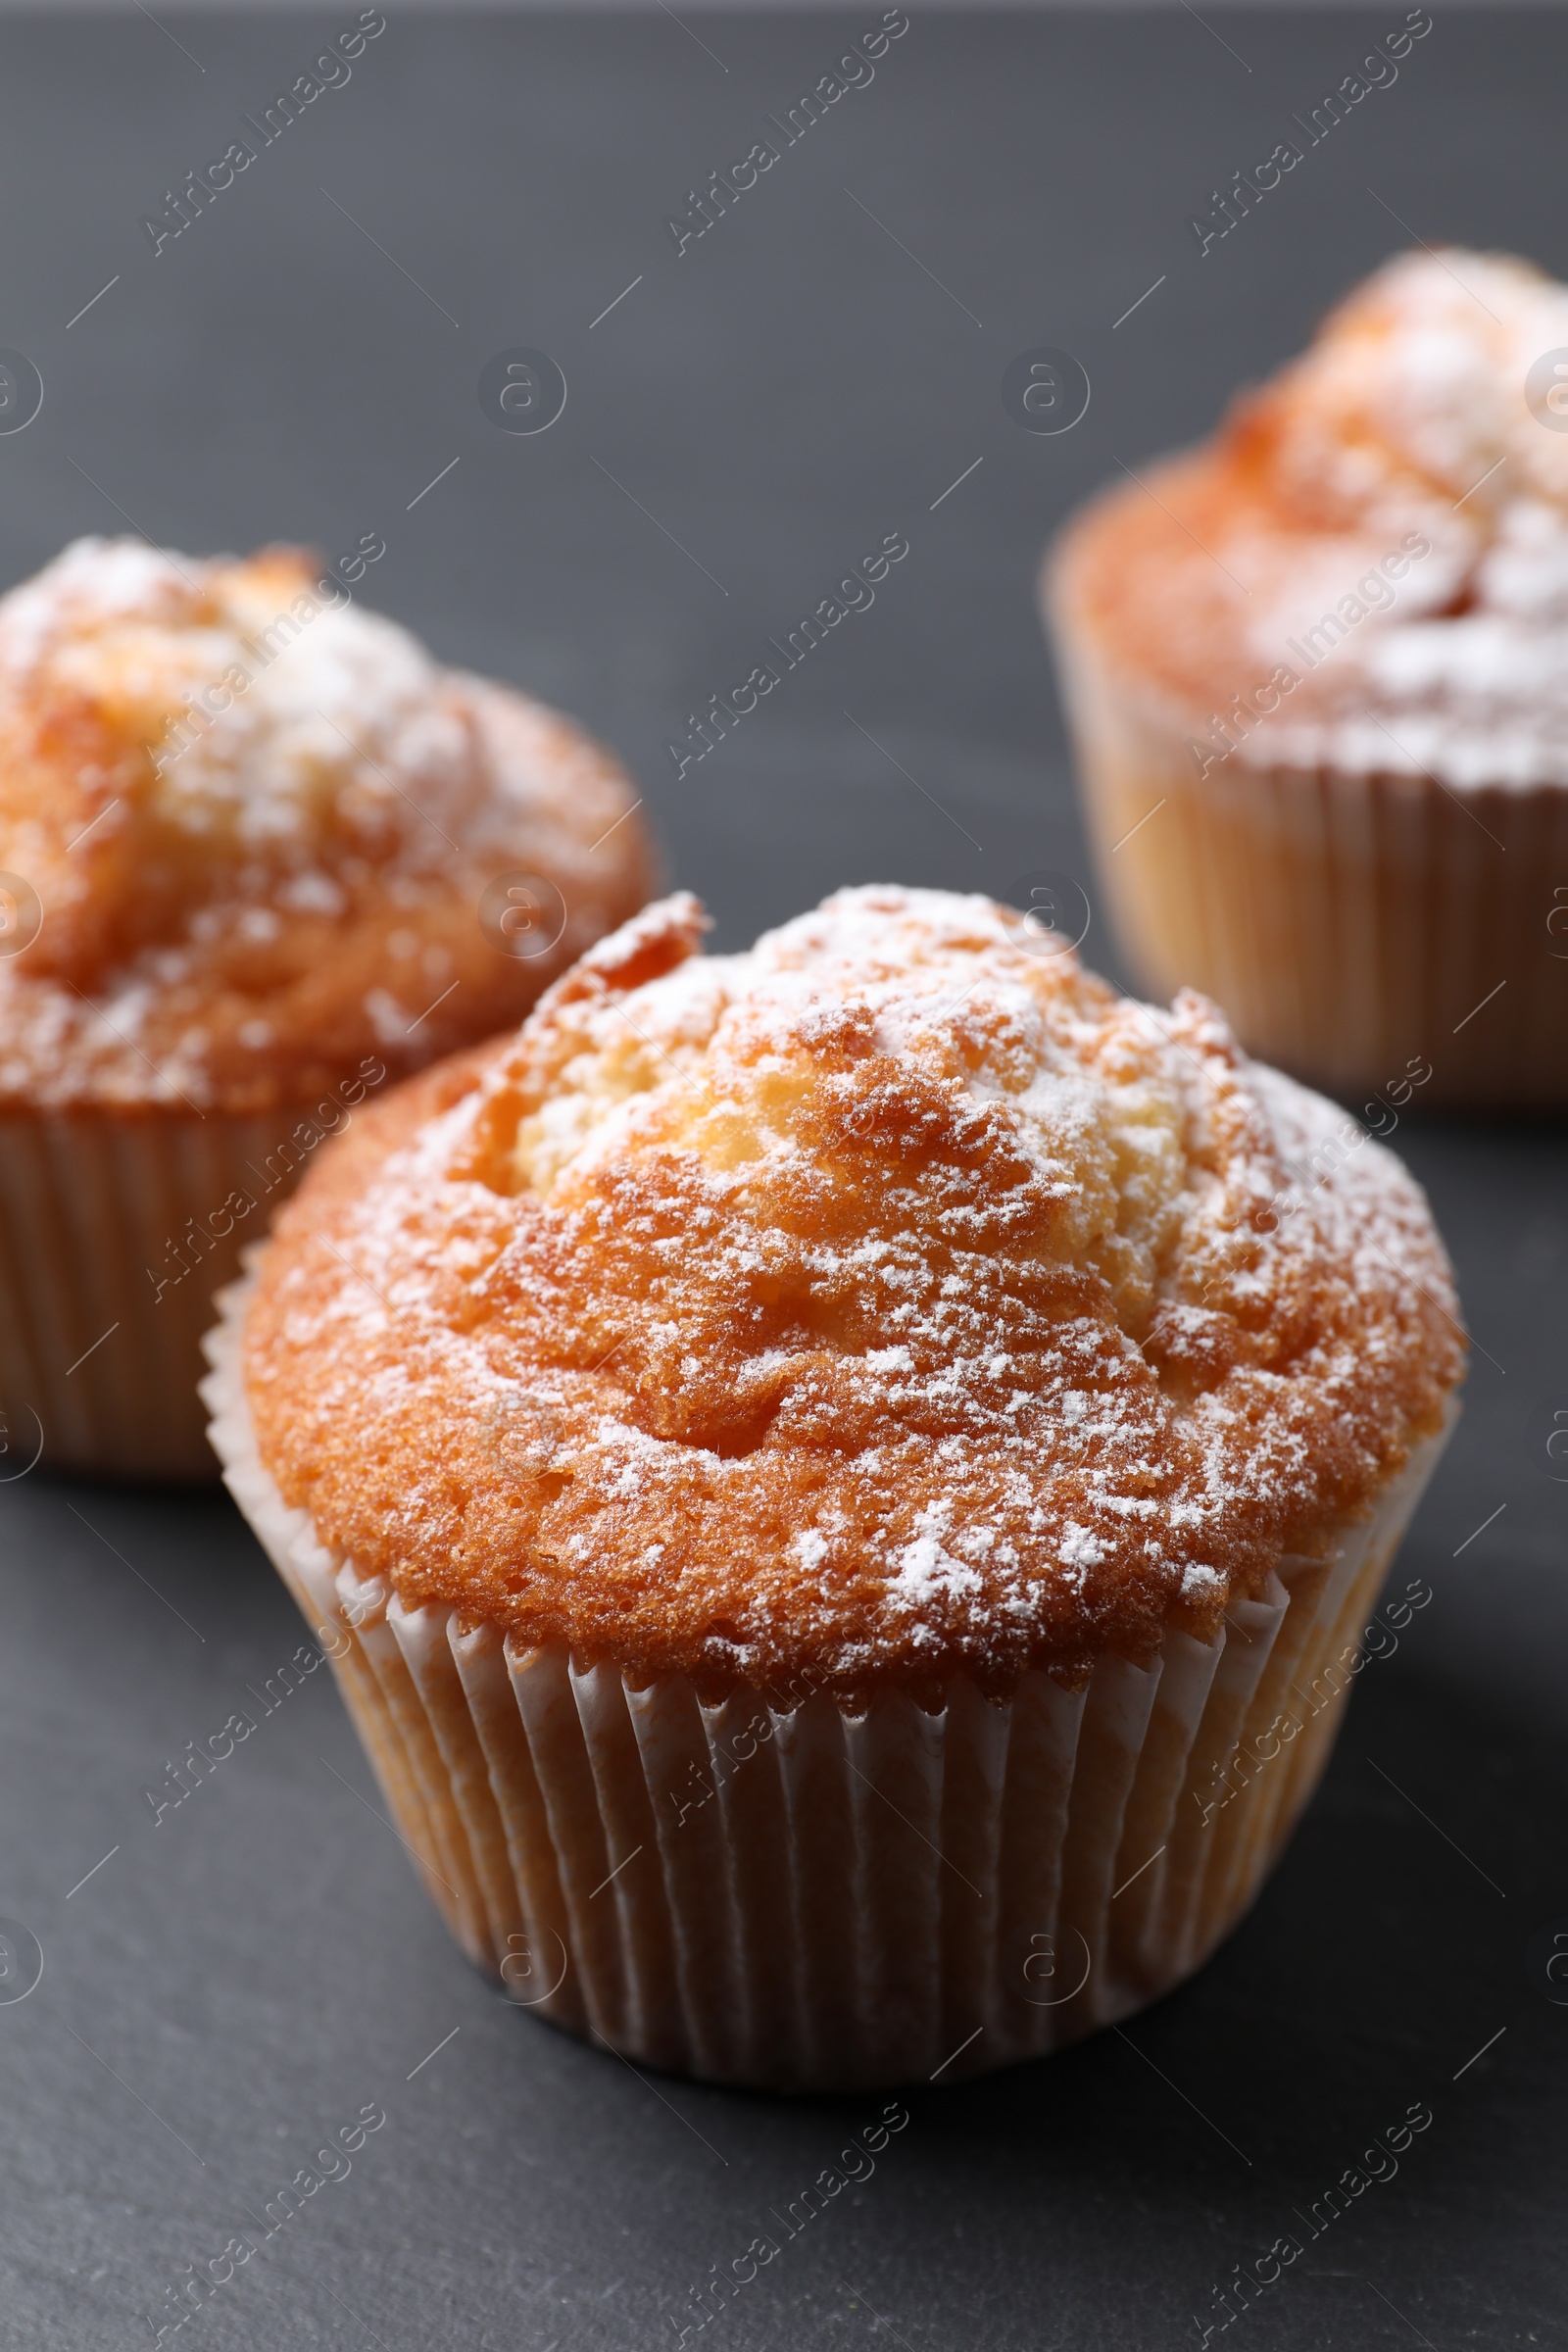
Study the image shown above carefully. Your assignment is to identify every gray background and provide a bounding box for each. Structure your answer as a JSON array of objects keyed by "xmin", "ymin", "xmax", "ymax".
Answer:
[{"xmin": 0, "ymin": 8, "xmax": 1564, "ymax": 2348}]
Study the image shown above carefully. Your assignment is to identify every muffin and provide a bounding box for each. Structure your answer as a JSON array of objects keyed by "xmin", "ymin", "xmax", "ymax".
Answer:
[
  {"xmin": 1048, "ymin": 248, "xmax": 1568, "ymax": 1108},
  {"xmin": 0, "ymin": 537, "xmax": 653, "ymax": 1479},
  {"xmin": 204, "ymin": 885, "xmax": 1462, "ymax": 2090}
]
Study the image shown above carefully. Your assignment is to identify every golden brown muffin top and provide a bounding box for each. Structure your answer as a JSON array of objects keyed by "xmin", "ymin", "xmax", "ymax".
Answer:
[
  {"xmin": 244, "ymin": 887, "xmax": 1463, "ymax": 1696},
  {"xmin": 1051, "ymin": 249, "xmax": 1568, "ymax": 788},
  {"xmin": 0, "ymin": 539, "xmax": 652, "ymax": 1110}
]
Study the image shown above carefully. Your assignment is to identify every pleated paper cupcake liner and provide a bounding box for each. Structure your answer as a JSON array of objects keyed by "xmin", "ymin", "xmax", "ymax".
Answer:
[
  {"xmin": 204, "ymin": 1265, "xmax": 1452, "ymax": 2091},
  {"xmin": 1048, "ymin": 617, "xmax": 1568, "ymax": 1109},
  {"xmin": 0, "ymin": 1106, "xmax": 329, "ymax": 1482}
]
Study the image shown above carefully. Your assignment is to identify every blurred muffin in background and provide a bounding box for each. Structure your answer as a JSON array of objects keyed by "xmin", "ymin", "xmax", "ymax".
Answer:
[
  {"xmin": 0, "ymin": 537, "xmax": 654, "ymax": 1478},
  {"xmin": 1047, "ymin": 248, "xmax": 1568, "ymax": 1109}
]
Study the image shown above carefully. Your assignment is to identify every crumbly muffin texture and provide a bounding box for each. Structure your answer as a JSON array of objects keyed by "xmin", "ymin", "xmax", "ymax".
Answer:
[
  {"xmin": 245, "ymin": 887, "xmax": 1463, "ymax": 1694},
  {"xmin": 0, "ymin": 539, "xmax": 650, "ymax": 1109},
  {"xmin": 1053, "ymin": 248, "xmax": 1568, "ymax": 788}
]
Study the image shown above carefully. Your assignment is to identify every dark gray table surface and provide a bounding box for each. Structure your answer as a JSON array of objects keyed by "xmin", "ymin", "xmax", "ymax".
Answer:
[{"xmin": 1, "ymin": 8, "xmax": 1564, "ymax": 2348}]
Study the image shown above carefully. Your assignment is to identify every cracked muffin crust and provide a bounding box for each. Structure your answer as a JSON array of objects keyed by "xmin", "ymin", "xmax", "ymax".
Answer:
[
  {"xmin": 243, "ymin": 885, "xmax": 1463, "ymax": 1695},
  {"xmin": 0, "ymin": 534, "xmax": 653, "ymax": 1479},
  {"xmin": 1051, "ymin": 248, "xmax": 1568, "ymax": 780},
  {"xmin": 1045, "ymin": 249, "xmax": 1568, "ymax": 1104},
  {"xmin": 0, "ymin": 537, "xmax": 653, "ymax": 1109}
]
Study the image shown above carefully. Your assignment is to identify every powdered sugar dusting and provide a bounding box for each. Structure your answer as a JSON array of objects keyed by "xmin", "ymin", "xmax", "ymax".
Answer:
[
  {"xmin": 0, "ymin": 538, "xmax": 650, "ymax": 1109},
  {"xmin": 0, "ymin": 537, "xmax": 482, "ymax": 849},
  {"xmin": 246, "ymin": 888, "xmax": 1466, "ymax": 1693},
  {"xmin": 1226, "ymin": 252, "xmax": 1568, "ymax": 786},
  {"xmin": 1073, "ymin": 251, "xmax": 1568, "ymax": 789}
]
